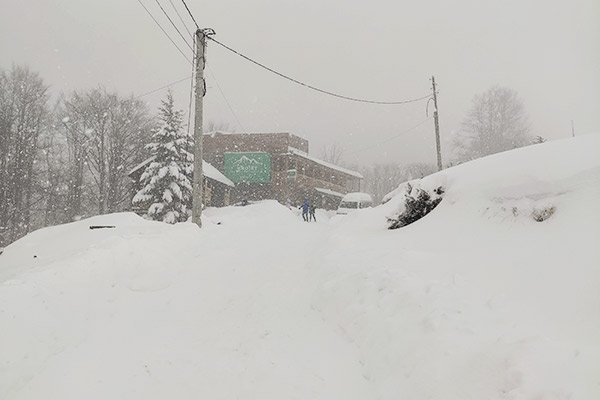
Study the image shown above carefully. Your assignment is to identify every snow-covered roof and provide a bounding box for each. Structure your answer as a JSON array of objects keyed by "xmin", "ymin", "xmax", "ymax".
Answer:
[
  {"xmin": 203, "ymin": 130, "xmax": 236, "ymax": 137},
  {"xmin": 128, "ymin": 156, "xmax": 234, "ymax": 187},
  {"xmin": 203, "ymin": 131, "xmax": 292, "ymax": 136},
  {"xmin": 202, "ymin": 161, "xmax": 234, "ymax": 187},
  {"xmin": 287, "ymin": 147, "xmax": 363, "ymax": 179},
  {"xmin": 342, "ymin": 192, "xmax": 373, "ymax": 202},
  {"xmin": 314, "ymin": 187, "xmax": 345, "ymax": 198}
]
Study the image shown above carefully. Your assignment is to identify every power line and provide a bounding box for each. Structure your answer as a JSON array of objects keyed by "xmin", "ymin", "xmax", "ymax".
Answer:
[
  {"xmin": 180, "ymin": 0, "xmax": 199, "ymax": 29},
  {"xmin": 153, "ymin": 0, "xmax": 193, "ymax": 51},
  {"xmin": 168, "ymin": 0, "xmax": 193, "ymax": 38},
  {"xmin": 207, "ymin": 68, "xmax": 246, "ymax": 132},
  {"xmin": 164, "ymin": 0, "xmax": 246, "ymax": 132},
  {"xmin": 131, "ymin": 75, "xmax": 192, "ymax": 100},
  {"xmin": 186, "ymin": 36, "xmax": 195, "ymax": 135},
  {"xmin": 207, "ymin": 36, "xmax": 431, "ymax": 105},
  {"xmin": 146, "ymin": 0, "xmax": 196, "ymax": 136},
  {"xmin": 135, "ymin": 0, "xmax": 192, "ymax": 64},
  {"xmin": 346, "ymin": 117, "xmax": 433, "ymax": 155}
]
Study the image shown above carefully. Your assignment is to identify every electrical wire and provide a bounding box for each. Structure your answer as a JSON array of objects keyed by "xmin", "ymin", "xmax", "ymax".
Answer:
[
  {"xmin": 143, "ymin": 1, "xmax": 429, "ymax": 135},
  {"xmin": 176, "ymin": 2, "xmax": 431, "ymax": 106},
  {"xmin": 173, "ymin": 1, "xmax": 245, "ymax": 131},
  {"xmin": 207, "ymin": 36, "xmax": 431, "ymax": 105},
  {"xmin": 153, "ymin": 0, "xmax": 193, "ymax": 51},
  {"xmin": 168, "ymin": 0, "xmax": 194, "ymax": 38},
  {"xmin": 346, "ymin": 117, "xmax": 433, "ymax": 155},
  {"xmin": 186, "ymin": 36, "xmax": 195, "ymax": 135},
  {"xmin": 131, "ymin": 75, "xmax": 192, "ymax": 100},
  {"xmin": 136, "ymin": 0, "xmax": 192, "ymax": 64},
  {"xmin": 207, "ymin": 68, "xmax": 246, "ymax": 132},
  {"xmin": 180, "ymin": 0, "xmax": 199, "ymax": 29}
]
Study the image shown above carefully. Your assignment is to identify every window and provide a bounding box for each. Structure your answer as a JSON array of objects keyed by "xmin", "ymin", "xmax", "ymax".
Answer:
[
  {"xmin": 339, "ymin": 201, "xmax": 359, "ymax": 209},
  {"xmin": 359, "ymin": 201, "xmax": 373, "ymax": 209}
]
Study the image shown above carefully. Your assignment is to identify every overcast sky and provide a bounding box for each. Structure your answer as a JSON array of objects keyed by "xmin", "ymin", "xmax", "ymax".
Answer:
[{"xmin": 2, "ymin": 0, "xmax": 599, "ymax": 166}]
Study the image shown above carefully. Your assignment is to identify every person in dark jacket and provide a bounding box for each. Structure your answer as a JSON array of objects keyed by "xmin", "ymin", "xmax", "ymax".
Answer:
[
  {"xmin": 300, "ymin": 198, "xmax": 310, "ymax": 222},
  {"xmin": 309, "ymin": 203, "xmax": 316, "ymax": 222}
]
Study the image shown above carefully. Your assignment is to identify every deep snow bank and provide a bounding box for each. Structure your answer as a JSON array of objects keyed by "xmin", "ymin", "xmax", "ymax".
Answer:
[
  {"xmin": 0, "ymin": 136, "xmax": 599, "ymax": 400},
  {"xmin": 317, "ymin": 134, "xmax": 600, "ymax": 399}
]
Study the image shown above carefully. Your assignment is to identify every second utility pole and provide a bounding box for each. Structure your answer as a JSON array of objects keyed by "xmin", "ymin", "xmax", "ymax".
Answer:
[
  {"xmin": 431, "ymin": 76, "xmax": 443, "ymax": 171},
  {"xmin": 192, "ymin": 28, "xmax": 213, "ymax": 228}
]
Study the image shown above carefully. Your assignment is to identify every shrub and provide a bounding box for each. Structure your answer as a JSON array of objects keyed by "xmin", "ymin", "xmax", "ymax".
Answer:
[
  {"xmin": 387, "ymin": 184, "xmax": 444, "ymax": 229},
  {"xmin": 531, "ymin": 206, "xmax": 555, "ymax": 222}
]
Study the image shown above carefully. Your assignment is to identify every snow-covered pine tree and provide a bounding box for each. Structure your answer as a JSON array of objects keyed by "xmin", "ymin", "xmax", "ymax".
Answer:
[{"xmin": 133, "ymin": 90, "xmax": 194, "ymax": 224}]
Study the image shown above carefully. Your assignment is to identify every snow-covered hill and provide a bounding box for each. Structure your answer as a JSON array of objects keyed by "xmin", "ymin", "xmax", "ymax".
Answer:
[{"xmin": 1, "ymin": 134, "xmax": 599, "ymax": 399}]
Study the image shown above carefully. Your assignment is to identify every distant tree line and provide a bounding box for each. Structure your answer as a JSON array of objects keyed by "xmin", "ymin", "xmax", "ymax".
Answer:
[
  {"xmin": 331, "ymin": 86, "xmax": 536, "ymax": 204},
  {"xmin": 0, "ymin": 64, "xmax": 155, "ymax": 246},
  {"xmin": 357, "ymin": 163, "xmax": 437, "ymax": 205},
  {"xmin": 1, "ymin": 63, "xmax": 539, "ymax": 245}
]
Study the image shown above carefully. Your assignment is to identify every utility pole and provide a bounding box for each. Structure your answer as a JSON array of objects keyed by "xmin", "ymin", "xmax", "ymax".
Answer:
[
  {"xmin": 431, "ymin": 76, "xmax": 443, "ymax": 171},
  {"xmin": 192, "ymin": 28, "xmax": 214, "ymax": 228},
  {"xmin": 571, "ymin": 120, "xmax": 575, "ymax": 138}
]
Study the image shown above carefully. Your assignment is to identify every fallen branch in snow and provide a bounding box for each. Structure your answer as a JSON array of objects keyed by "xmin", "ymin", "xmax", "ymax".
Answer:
[{"xmin": 89, "ymin": 225, "xmax": 116, "ymax": 230}]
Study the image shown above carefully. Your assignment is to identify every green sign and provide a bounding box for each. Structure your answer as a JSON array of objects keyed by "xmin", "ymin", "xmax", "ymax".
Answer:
[{"xmin": 224, "ymin": 152, "xmax": 271, "ymax": 183}]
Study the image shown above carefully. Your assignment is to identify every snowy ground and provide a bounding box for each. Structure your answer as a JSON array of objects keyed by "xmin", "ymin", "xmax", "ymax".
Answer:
[{"xmin": 1, "ymin": 134, "xmax": 599, "ymax": 399}]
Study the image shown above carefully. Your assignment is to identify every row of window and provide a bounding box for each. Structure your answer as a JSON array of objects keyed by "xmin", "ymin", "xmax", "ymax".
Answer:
[{"xmin": 272, "ymin": 156, "xmax": 357, "ymax": 188}]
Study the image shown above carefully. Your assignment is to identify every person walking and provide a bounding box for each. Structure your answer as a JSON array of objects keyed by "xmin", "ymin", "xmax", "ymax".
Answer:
[
  {"xmin": 300, "ymin": 198, "xmax": 310, "ymax": 222},
  {"xmin": 309, "ymin": 203, "xmax": 317, "ymax": 222}
]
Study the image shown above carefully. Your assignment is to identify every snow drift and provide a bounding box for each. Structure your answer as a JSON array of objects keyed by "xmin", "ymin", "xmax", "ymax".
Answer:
[{"xmin": 1, "ymin": 135, "xmax": 599, "ymax": 399}]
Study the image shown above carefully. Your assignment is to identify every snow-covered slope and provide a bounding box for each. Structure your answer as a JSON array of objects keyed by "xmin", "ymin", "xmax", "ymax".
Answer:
[{"xmin": 1, "ymin": 135, "xmax": 599, "ymax": 399}]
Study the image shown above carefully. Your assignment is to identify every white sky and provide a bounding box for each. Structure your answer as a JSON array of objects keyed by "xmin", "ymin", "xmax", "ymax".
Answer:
[{"xmin": 1, "ymin": 0, "xmax": 599, "ymax": 166}]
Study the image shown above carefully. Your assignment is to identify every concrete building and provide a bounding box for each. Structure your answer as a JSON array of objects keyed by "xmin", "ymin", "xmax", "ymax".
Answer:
[{"xmin": 203, "ymin": 132, "xmax": 363, "ymax": 209}]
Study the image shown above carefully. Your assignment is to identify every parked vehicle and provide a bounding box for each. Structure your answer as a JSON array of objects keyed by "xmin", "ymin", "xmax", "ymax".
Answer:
[{"xmin": 336, "ymin": 192, "xmax": 373, "ymax": 215}]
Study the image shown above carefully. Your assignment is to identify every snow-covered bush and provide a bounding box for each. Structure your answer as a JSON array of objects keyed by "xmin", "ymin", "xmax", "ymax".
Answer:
[
  {"xmin": 387, "ymin": 183, "xmax": 444, "ymax": 229},
  {"xmin": 531, "ymin": 205, "xmax": 555, "ymax": 222}
]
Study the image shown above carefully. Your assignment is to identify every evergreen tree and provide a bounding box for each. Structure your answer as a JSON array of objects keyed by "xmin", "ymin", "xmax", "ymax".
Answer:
[{"xmin": 133, "ymin": 90, "xmax": 194, "ymax": 224}]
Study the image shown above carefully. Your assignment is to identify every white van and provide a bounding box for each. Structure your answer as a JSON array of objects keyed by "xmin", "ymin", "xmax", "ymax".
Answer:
[{"xmin": 336, "ymin": 192, "xmax": 373, "ymax": 215}]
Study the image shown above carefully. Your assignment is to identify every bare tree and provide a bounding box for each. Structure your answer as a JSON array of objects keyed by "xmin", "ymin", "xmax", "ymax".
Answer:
[
  {"xmin": 205, "ymin": 120, "xmax": 235, "ymax": 133},
  {"xmin": 37, "ymin": 115, "xmax": 70, "ymax": 227},
  {"xmin": 0, "ymin": 65, "xmax": 50, "ymax": 245},
  {"xmin": 360, "ymin": 163, "xmax": 404, "ymax": 204},
  {"xmin": 454, "ymin": 86, "xmax": 530, "ymax": 162},
  {"xmin": 359, "ymin": 162, "xmax": 437, "ymax": 204},
  {"xmin": 403, "ymin": 162, "xmax": 437, "ymax": 180},
  {"xmin": 58, "ymin": 92, "xmax": 93, "ymax": 220},
  {"xmin": 59, "ymin": 88, "xmax": 153, "ymax": 216},
  {"xmin": 321, "ymin": 143, "xmax": 345, "ymax": 166}
]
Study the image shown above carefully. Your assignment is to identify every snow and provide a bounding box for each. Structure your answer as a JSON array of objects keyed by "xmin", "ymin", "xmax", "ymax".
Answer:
[
  {"xmin": 315, "ymin": 187, "xmax": 345, "ymax": 198},
  {"xmin": 288, "ymin": 146, "xmax": 364, "ymax": 178},
  {"xmin": 202, "ymin": 161, "xmax": 234, "ymax": 187},
  {"xmin": 341, "ymin": 192, "xmax": 373, "ymax": 202},
  {"xmin": 1, "ymin": 134, "xmax": 599, "ymax": 399},
  {"xmin": 128, "ymin": 156, "xmax": 156, "ymax": 176},
  {"xmin": 129, "ymin": 157, "xmax": 233, "ymax": 187}
]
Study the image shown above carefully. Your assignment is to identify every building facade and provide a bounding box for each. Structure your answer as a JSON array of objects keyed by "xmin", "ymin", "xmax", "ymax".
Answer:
[{"xmin": 203, "ymin": 132, "xmax": 362, "ymax": 209}]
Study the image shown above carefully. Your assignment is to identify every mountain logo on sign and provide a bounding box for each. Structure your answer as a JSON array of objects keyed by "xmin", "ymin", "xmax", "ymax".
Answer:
[{"xmin": 232, "ymin": 155, "xmax": 263, "ymax": 166}]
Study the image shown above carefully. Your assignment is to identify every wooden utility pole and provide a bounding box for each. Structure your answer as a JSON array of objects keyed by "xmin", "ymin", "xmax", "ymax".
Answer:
[
  {"xmin": 431, "ymin": 76, "xmax": 443, "ymax": 171},
  {"xmin": 571, "ymin": 120, "xmax": 575, "ymax": 138},
  {"xmin": 192, "ymin": 29, "xmax": 212, "ymax": 227}
]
